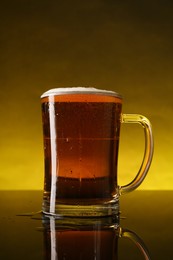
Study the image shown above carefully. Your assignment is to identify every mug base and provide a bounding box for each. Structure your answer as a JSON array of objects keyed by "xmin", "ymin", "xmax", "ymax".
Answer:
[{"xmin": 42, "ymin": 198, "xmax": 119, "ymax": 217}]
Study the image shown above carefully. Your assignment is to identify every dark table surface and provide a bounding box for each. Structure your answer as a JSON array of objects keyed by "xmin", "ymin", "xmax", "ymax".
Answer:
[{"xmin": 0, "ymin": 190, "xmax": 173, "ymax": 260}]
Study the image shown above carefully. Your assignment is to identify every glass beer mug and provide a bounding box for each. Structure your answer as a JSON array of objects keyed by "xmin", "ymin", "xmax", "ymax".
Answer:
[
  {"xmin": 41, "ymin": 87, "xmax": 154, "ymax": 216},
  {"xmin": 42, "ymin": 215, "xmax": 150, "ymax": 260}
]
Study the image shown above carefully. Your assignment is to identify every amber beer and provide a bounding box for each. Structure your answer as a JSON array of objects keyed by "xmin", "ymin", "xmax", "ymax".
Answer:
[
  {"xmin": 43, "ymin": 217, "xmax": 119, "ymax": 260},
  {"xmin": 43, "ymin": 217, "xmax": 150, "ymax": 260},
  {"xmin": 41, "ymin": 87, "xmax": 122, "ymax": 216},
  {"xmin": 44, "ymin": 228, "xmax": 118, "ymax": 260}
]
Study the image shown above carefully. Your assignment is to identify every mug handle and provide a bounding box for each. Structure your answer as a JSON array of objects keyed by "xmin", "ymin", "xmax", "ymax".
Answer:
[
  {"xmin": 119, "ymin": 114, "xmax": 154, "ymax": 194},
  {"xmin": 119, "ymin": 227, "xmax": 151, "ymax": 260}
]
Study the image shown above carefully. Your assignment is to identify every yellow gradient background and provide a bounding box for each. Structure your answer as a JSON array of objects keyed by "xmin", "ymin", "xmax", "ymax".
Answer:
[{"xmin": 0, "ymin": 1, "xmax": 172, "ymax": 190}]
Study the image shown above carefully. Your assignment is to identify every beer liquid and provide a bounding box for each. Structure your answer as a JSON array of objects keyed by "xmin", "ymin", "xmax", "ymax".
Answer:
[
  {"xmin": 42, "ymin": 100, "xmax": 122, "ymax": 205},
  {"xmin": 43, "ymin": 229, "xmax": 118, "ymax": 260}
]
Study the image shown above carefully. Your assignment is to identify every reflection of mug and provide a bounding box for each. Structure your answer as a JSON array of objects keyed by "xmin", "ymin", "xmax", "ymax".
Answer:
[
  {"xmin": 41, "ymin": 87, "xmax": 154, "ymax": 216},
  {"xmin": 42, "ymin": 216, "xmax": 150, "ymax": 260}
]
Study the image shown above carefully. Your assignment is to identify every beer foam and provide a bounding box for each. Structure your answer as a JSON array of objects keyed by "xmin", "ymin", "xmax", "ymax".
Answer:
[{"xmin": 41, "ymin": 87, "xmax": 122, "ymax": 98}]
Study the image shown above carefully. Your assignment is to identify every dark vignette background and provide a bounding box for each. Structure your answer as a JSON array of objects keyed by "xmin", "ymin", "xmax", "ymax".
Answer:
[{"xmin": 0, "ymin": 0, "xmax": 172, "ymax": 190}]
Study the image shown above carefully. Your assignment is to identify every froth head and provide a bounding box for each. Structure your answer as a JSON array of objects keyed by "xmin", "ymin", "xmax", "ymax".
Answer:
[{"xmin": 41, "ymin": 87, "xmax": 122, "ymax": 99}]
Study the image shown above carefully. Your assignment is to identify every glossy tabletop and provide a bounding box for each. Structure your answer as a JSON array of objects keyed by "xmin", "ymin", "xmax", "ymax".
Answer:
[{"xmin": 0, "ymin": 191, "xmax": 173, "ymax": 260}]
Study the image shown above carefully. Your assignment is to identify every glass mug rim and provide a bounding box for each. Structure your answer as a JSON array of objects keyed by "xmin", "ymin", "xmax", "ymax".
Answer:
[{"xmin": 41, "ymin": 86, "xmax": 123, "ymax": 99}]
